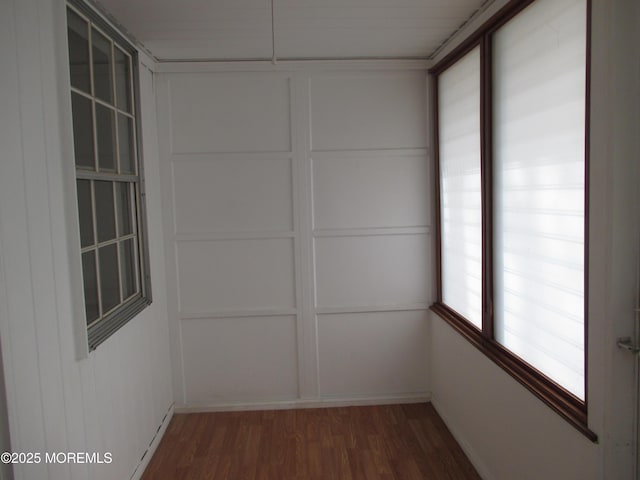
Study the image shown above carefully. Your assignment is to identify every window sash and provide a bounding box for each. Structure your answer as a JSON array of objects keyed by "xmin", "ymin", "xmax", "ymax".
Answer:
[
  {"xmin": 492, "ymin": 0, "xmax": 587, "ymax": 400},
  {"xmin": 430, "ymin": 0, "xmax": 594, "ymax": 441},
  {"xmin": 67, "ymin": 1, "xmax": 151, "ymax": 350},
  {"xmin": 438, "ymin": 46, "xmax": 483, "ymax": 329}
]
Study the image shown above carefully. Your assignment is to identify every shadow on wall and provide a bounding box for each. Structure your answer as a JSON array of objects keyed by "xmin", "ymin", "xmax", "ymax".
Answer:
[{"xmin": 0, "ymin": 338, "xmax": 13, "ymax": 480}]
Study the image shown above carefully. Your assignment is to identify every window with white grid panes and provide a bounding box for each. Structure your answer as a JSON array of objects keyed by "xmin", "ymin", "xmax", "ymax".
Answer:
[{"xmin": 67, "ymin": 2, "xmax": 150, "ymax": 350}]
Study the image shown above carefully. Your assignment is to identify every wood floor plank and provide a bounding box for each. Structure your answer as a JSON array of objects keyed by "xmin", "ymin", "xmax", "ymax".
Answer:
[{"xmin": 141, "ymin": 403, "xmax": 481, "ymax": 480}]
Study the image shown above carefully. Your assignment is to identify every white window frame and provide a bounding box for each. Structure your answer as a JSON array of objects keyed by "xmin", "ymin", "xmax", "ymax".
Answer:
[{"xmin": 66, "ymin": 0, "xmax": 152, "ymax": 351}]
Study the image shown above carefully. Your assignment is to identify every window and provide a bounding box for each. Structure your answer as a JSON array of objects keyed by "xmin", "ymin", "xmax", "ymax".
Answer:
[
  {"xmin": 431, "ymin": 0, "xmax": 594, "ymax": 439},
  {"xmin": 67, "ymin": 1, "xmax": 151, "ymax": 350}
]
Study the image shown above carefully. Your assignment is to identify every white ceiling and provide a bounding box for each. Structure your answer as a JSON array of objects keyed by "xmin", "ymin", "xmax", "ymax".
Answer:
[{"xmin": 96, "ymin": 0, "xmax": 490, "ymax": 61}]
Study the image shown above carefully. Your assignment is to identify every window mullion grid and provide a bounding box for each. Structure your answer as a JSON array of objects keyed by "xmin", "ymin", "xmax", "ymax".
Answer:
[
  {"xmin": 113, "ymin": 182, "xmax": 124, "ymax": 305},
  {"xmin": 89, "ymin": 179, "xmax": 103, "ymax": 323},
  {"xmin": 480, "ymin": 35, "xmax": 494, "ymax": 341},
  {"xmin": 128, "ymin": 54, "xmax": 135, "ymax": 118},
  {"xmin": 109, "ymin": 37, "xmax": 127, "ymax": 306},
  {"xmin": 132, "ymin": 182, "xmax": 143, "ymax": 295},
  {"xmin": 87, "ymin": 23, "xmax": 99, "ymax": 174},
  {"xmin": 76, "ymin": 170, "xmax": 138, "ymax": 183},
  {"xmin": 109, "ymin": 40, "xmax": 122, "ymax": 176},
  {"xmin": 81, "ymin": 233, "xmax": 135, "ymax": 253},
  {"xmin": 129, "ymin": 182, "xmax": 141, "ymax": 295},
  {"xmin": 87, "ymin": 21, "xmax": 95, "ymax": 100},
  {"xmin": 71, "ymin": 88, "xmax": 134, "ymax": 120},
  {"xmin": 129, "ymin": 57, "xmax": 138, "ymax": 175}
]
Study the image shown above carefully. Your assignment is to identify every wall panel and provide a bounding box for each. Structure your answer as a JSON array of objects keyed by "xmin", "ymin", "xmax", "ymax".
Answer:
[
  {"xmin": 169, "ymin": 73, "xmax": 291, "ymax": 154},
  {"xmin": 314, "ymin": 234, "xmax": 431, "ymax": 308},
  {"xmin": 177, "ymin": 238, "xmax": 296, "ymax": 313},
  {"xmin": 309, "ymin": 72, "xmax": 427, "ymax": 151},
  {"xmin": 312, "ymin": 153, "xmax": 430, "ymax": 230},
  {"xmin": 318, "ymin": 311, "xmax": 429, "ymax": 396},
  {"xmin": 157, "ymin": 66, "xmax": 432, "ymax": 409},
  {"xmin": 182, "ymin": 316, "xmax": 298, "ymax": 403},
  {"xmin": 173, "ymin": 156, "xmax": 293, "ymax": 234}
]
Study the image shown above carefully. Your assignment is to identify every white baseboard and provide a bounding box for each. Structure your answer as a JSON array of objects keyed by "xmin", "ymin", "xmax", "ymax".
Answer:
[
  {"xmin": 175, "ymin": 392, "xmax": 431, "ymax": 414},
  {"xmin": 431, "ymin": 399, "xmax": 495, "ymax": 480},
  {"xmin": 130, "ymin": 403, "xmax": 174, "ymax": 480}
]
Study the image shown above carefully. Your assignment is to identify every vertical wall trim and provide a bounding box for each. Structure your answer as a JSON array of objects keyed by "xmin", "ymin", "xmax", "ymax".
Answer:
[
  {"xmin": 155, "ymin": 76, "xmax": 187, "ymax": 406},
  {"xmin": 293, "ymin": 72, "xmax": 320, "ymax": 398}
]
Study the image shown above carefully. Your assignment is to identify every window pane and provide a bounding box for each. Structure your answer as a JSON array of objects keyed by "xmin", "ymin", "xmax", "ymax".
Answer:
[
  {"xmin": 82, "ymin": 251, "xmax": 99, "ymax": 324},
  {"xmin": 99, "ymin": 244, "xmax": 120, "ymax": 313},
  {"xmin": 71, "ymin": 93, "xmax": 95, "ymax": 169},
  {"xmin": 438, "ymin": 46, "xmax": 482, "ymax": 328},
  {"xmin": 116, "ymin": 182, "xmax": 132, "ymax": 236},
  {"xmin": 67, "ymin": 9, "xmax": 91, "ymax": 93},
  {"xmin": 95, "ymin": 104, "xmax": 116, "ymax": 171},
  {"xmin": 114, "ymin": 48, "xmax": 132, "ymax": 112},
  {"xmin": 120, "ymin": 239, "xmax": 137, "ymax": 299},
  {"xmin": 493, "ymin": 0, "xmax": 586, "ymax": 399},
  {"xmin": 118, "ymin": 114, "xmax": 135, "ymax": 174},
  {"xmin": 92, "ymin": 29, "xmax": 113, "ymax": 104},
  {"xmin": 77, "ymin": 180, "xmax": 94, "ymax": 247},
  {"xmin": 94, "ymin": 181, "xmax": 116, "ymax": 242}
]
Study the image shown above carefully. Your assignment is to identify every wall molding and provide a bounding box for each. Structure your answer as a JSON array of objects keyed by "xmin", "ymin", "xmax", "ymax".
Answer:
[
  {"xmin": 171, "ymin": 152, "xmax": 294, "ymax": 162},
  {"xmin": 175, "ymin": 392, "xmax": 432, "ymax": 414},
  {"xmin": 130, "ymin": 404, "xmax": 175, "ymax": 480},
  {"xmin": 180, "ymin": 309, "xmax": 298, "ymax": 320},
  {"xmin": 156, "ymin": 59, "xmax": 431, "ymax": 74},
  {"xmin": 313, "ymin": 227, "xmax": 430, "ymax": 238},
  {"xmin": 315, "ymin": 304, "xmax": 429, "ymax": 315},
  {"xmin": 175, "ymin": 231, "xmax": 295, "ymax": 242},
  {"xmin": 310, "ymin": 148, "xmax": 429, "ymax": 157}
]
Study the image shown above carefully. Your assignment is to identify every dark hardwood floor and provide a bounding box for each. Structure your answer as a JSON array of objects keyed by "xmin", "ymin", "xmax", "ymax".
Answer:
[{"xmin": 141, "ymin": 402, "xmax": 481, "ymax": 480}]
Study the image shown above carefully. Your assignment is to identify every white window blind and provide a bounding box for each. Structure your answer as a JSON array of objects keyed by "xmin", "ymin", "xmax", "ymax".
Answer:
[
  {"xmin": 439, "ymin": 47, "xmax": 482, "ymax": 328},
  {"xmin": 493, "ymin": 0, "xmax": 587, "ymax": 399}
]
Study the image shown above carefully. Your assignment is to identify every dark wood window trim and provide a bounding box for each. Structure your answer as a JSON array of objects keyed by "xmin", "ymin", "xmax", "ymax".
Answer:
[{"xmin": 430, "ymin": 0, "xmax": 596, "ymax": 442}]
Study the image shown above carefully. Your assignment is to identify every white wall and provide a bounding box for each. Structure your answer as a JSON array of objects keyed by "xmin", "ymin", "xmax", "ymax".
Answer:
[
  {"xmin": 429, "ymin": 0, "xmax": 640, "ymax": 479},
  {"xmin": 0, "ymin": 1, "xmax": 173, "ymax": 479},
  {"xmin": 156, "ymin": 63, "xmax": 433, "ymax": 409}
]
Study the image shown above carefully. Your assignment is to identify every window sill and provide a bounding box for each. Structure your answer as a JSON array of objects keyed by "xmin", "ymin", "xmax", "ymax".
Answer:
[
  {"xmin": 87, "ymin": 295, "xmax": 152, "ymax": 351},
  {"xmin": 430, "ymin": 302, "xmax": 598, "ymax": 443}
]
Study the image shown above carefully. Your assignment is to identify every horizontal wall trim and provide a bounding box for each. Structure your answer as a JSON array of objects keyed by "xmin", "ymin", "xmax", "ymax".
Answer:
[
  {"xmin": 315, "ymin": 304, "xmax": 430, "ymax": 315},
  {"xmin": 310, "ymin": 148, "xmax": 429, "ymax": 158},
  {"xmin": 175, "ymin": 231, "xmax": 296, "ymax": 242},
  {"xmin": 180, "ymin": 308, "xmax": 299, "ymax": 320},
  {"xmin": 170, "ymin": 152, "xmax": 294, "ymax": 162},
  {"xmin": 313, "ymin": 227, "xmax": 430, "ymax": 238},
  {"xmin": 130, "ymin": 404, "xmax": 175, "ymax": 480},
  {"xmin": 174, "ymin": 392, "xmax": 432, "ymax": 413},
  {"xmin": 156, "ymin": 59, "xmax": 432, "ymax": 74}
]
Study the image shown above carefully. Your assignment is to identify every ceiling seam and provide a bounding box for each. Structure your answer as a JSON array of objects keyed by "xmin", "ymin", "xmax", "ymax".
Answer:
[{"xmin": 271, "ymin": 0, "xmax": 277, "ymax": 64}]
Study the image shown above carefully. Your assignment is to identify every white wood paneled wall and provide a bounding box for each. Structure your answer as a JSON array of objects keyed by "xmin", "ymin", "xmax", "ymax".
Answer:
[
  {"xmin": 0, "ymin": 1, "xmax": 174, "ymax": 479},
  {"xmin": 157, "ymin": 64, "xmax": 433, "ymax": 409}
]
